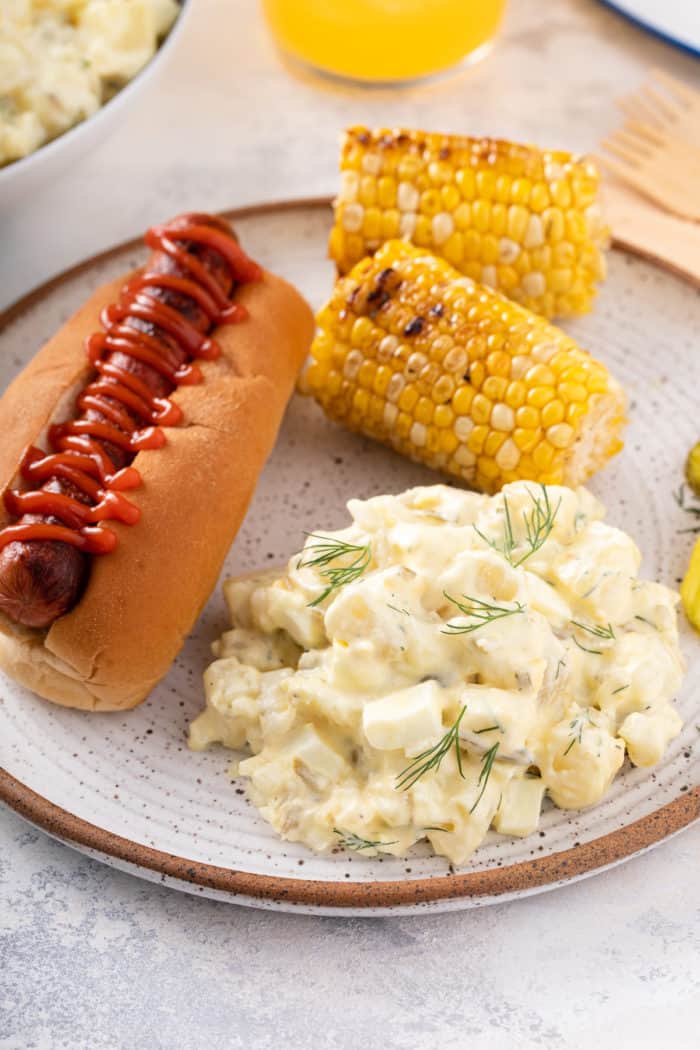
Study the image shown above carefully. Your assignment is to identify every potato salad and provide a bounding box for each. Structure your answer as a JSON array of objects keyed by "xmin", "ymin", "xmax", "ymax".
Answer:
[
  {"xmin": 189, "ymin": 483, "xmax": 685, "ymax": 865},
  {"xmin": 0, "ymin": 0, "xmax": 179, "ymax": 166}
]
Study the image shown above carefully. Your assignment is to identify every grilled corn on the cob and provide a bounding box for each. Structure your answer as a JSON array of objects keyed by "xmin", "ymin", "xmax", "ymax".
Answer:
[
  {"xmin": 305, "ymin": 241, "xmax": 626, "ymax": 494},
  {"xmin": 330, "ymin": 126, "xmax": 608, "ymax": 320}
]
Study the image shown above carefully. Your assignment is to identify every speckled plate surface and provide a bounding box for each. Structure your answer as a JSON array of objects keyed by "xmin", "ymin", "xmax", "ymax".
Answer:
[{"xmin": 0, "ymin": 199, "xmax": 698, "ymax": 915}]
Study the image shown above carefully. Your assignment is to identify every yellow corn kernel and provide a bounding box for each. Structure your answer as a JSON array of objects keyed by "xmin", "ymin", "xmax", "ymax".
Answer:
[
  {"xmin": 551, "ymin": 180, "xmax": 573, "ymax": 209},
  {"xmin": 541, "ymin": 400, "xmax": 565, "ymax": 428},
  {"xmin": 494, "ymin": 174, "xmax": 511, "ymax": 203},
  {"xmin": 532, "ymin": 441, "xmax": 555, "ymax": 470},
  {"xmin": 380, "ymin": 209, "xmax": 401, "ymax": 238},
  {"xmin": 415, "ymin": 396, "xmax": 434, "ymax": 424},
  {"xmin": 566, "ymin": 401, "xmax": 587, "ymax": 425},
  {"xmin": 463, "ymin": 229, "xmax": 481, "ymax": 261},
  {"xmin": 510, "ymin": 178, "xmax": 531, "ymax": 205},
  {"xmin": 486, "ymin": 349, "xmax": 512, "ymax": 378},
  {"xmin": 507, "ymin": 205, "xmax": 529, "ymax": 241},
  {"xmin": 454, "ymin": 202, "xmax": 473, "ymax": 230},
  {"xmin": 490, "ymin": 203, "xmax": 507, "ymax": 236},
  {"xmin": 559, "ymin": 381, "xmax": 587, "ymax": 403},
  {"xmin": 420, "ymin": 189, "xmax": 443, "ymax": 216},
  {"xmin": 456, "ymin": 167, "xmax": 476, "ymax": 200},
  {"xmin": 468, "ymin": 360, "xmax": 486, "ymax": 389},
  {"xmin": 542, "ymin": 207, "xmax": 565, "ymax": 242},
  {"xmin": 468, "ymin": 424, "xmax": 489, "ymax": 454},
  {"xmin": 434, "ymin": 404, "xmax": 454, "ymax": 428},
  {"xmin": 439, "ymin": 429, "xmax": 459, "ymax": 454},
  {"xmin": 351, "ymin": 316, "xmax": 375, "ymax": 348},
  {"xmin": 516, "ymin": 405, "xmax": 540, "ymax": 429},
  {"xmin": 505, "ymin": 380, "xmax": 527, "ymax": 408},
  {"xmin": 529, "ymin": 182, "xmax": 550, "ymax": 213},
  {"xmin": 471, "ymin": 392, "xmax": 492, "ymax": 424},
  {"xmin": 452, "ymin": 385, "xmax": 475, "ymax": 415},
  {"xmin": 547, "ymin": 423, "xmax": 575, "ymax": 448},
  {"xmin": 395, "ymin": 411, "xmax": 412, "ymax": 438},
  {"xmin": 398, "ymin": 385, "xmax": 419, "ymax": 412},
  {"xmin": 352, "ymin": 388, "xmax": 370, "ymax": 415},
  {"xmin": 484, "ymin": 431, "xmax": 507, "ymax": 456},
  {"xmin": 443, "ymin": 231, "xmax": 465, "ymax": 266},
  {"xmin": 482, "ymin": 375, "xmax": 508, "ymax": 405},
  {"xmin": 441, "ymin": 184, "xmax": 461, "ymax": 211},
  {"xmin": 513, "ymin": 427, "xmax": 542, "ymax": 453},
  {"xmin": 553, "ymin": 242, "xmax": 576, "ymax": 267},
  {"xmin": 358, "ymin": 359, "xmax": 376, "ymax": 389},
  {"xmin": 497, "ymin": 265, "xmax": 519, "ymax": 291},
  {"xmin": 478, "ymin": 456, "xmax": 501, "ymax": 481},
  {"xmin": 472, "ymin": 200, "xmax": 491, "ymax": 233},
  {"xmin": 363, "ymin": 208, "xmax": 382, "ymax": 240},
  {"xmin": 566, "ymin": 210, "xmax": 587, "ymax": 242},
  {"xmin": 414, "ymin": 215, "xmax": 432, "ymax": 246},
  {"xmin": 476, "ymin": 170, "xmax": 497, "ymax": 200},
  {"xmin": 376, "ymin": 176, "xmax": 397, "ymax": 208}
]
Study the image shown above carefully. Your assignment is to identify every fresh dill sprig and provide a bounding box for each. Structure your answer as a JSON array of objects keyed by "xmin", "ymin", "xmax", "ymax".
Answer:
[
  {"xmin": 611, "ymin": 684, "xmax": 629, "ymax": 695},
  {"xmin": 474, "ymin": 724, "xmax": 501, "ymax": 734},
  {"xmin": 674, "ymin": 484, "xmax": 700, "ymax": 534},
  {"xmin": 333, "ymin": 828, "xmax": 398, "ymax": 852},
  {"xmin": 570, "ymin": 620, "xmax": 615, "ymax": 655},
  {"xmin": 298, "ymin": 534, "xmax": 371, "ymax": 607},
  {"xmin": 386, "ymin": 603, "xmax": 410, "ymax": 616},
  {"xmin": 395, "ymin": 706, "xmax": 467, "ymax": 791},
  {"xmin": 441, "ymin": 592, "xmax": 525, "ymax": 635},
  {"xmin": 423, "ymin": 825, "xmax": 452, "ymax": 834},
  {"xmin": 474, "ymin": 485, "xmax": 561, "ymax": 568},
  {"xmin": 470, "ymin": 743, "xmax": 500, "ymax": 813},
  {"xmin": 563, "ymin": 713, "xmax": 590, "ymax": 756}
]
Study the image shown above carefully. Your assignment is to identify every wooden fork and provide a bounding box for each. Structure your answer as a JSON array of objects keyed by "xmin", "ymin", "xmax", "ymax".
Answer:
[{"xmin": 600, "ymin": 70, "xmax": 700, "ymax": 223}]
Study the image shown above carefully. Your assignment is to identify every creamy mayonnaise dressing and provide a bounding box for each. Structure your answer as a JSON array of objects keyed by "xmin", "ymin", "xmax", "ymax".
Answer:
[
  {"xmin": 189, "ymin": 483, "xmax": 685, "ymax": 864},
  {"xmin": 0, "ymin": 0, "xmax": 179, "ymax": 165}
]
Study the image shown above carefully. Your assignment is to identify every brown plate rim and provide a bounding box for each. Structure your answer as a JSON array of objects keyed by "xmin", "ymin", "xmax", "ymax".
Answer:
[{"xmin": 0, "ymin": 195, "xmax": 698, "ymax": 910}]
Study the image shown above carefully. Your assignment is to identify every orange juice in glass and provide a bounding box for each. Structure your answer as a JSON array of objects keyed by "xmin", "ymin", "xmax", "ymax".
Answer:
[{"xmin": 261, "ymin": 0, "xmax": 507, "ymax": 84}]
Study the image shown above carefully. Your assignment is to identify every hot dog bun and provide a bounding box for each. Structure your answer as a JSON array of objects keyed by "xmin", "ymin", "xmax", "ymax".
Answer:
[{"xmin": 0, "ymin": 268, "xmax": 314, "ymax": 710}]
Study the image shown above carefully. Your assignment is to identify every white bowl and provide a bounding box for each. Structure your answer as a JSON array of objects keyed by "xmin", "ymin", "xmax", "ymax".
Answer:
[{"xmin": 0, "ymin": 0, "xmax": 194, "ymax": 208}]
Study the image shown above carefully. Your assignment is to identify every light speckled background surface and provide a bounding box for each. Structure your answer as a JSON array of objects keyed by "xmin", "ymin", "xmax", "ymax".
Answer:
[{"xmin": 1, "ymin": 0, "xmax": 699, "ymax": 1044}]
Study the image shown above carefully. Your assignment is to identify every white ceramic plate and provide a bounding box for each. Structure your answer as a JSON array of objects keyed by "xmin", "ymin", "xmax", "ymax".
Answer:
[
  {"xmin": 0, "ymin": 199, "xmax": 698, "ymax": 916},
  {"xmin": 599, "ymin": 0, "xmax": 700, "ymax": 55}
]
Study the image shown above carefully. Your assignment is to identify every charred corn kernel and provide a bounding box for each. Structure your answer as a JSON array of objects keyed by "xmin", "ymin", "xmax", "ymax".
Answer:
[
  {"xmin": 331, "ymin": 128, "xmax": 609, "ymax": 320},
  {"xmin": 307, "ymin": 241, "xmax": 626, "ymax": 493},
  {"xmin": 681, "ymin": 537, "xmax": 700, "ymax": 632},
  {"xmin": 686, "ymin": 441, "xmax": 700, "ymax": 497}
]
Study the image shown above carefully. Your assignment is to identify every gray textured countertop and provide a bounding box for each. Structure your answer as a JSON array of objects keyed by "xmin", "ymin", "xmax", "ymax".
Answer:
[{"xmin": 1, "ymin": 1, "xmax": 699, "ymax": 1046}]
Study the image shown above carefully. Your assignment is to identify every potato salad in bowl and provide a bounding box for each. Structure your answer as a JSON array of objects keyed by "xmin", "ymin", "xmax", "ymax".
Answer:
[
  {"xmin": 189, "ymin": 483, "xmax": 685, "ymax": 865},
  {"xmin": 0, "ymin": 0, "xmax": 180, "ymax": 167}
]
